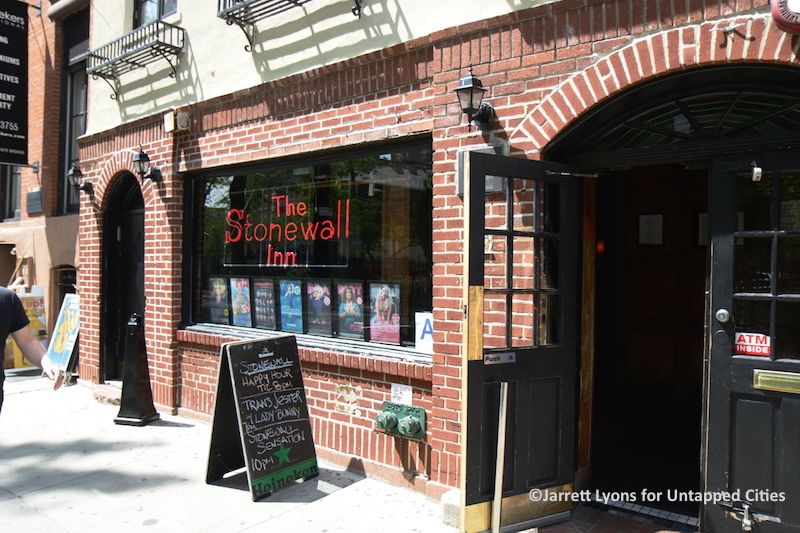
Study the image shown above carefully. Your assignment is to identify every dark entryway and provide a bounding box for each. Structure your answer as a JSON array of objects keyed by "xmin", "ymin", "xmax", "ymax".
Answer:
[
  {"xmin": 592, "ymin": 164, "xmax": 708, "ymax": 517},
  {"xmin": 102, "ymin": 173, "xmax": 145, "ymax": 381}
]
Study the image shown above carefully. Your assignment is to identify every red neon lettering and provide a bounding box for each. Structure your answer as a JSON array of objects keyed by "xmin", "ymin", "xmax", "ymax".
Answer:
[
  {"xmin": 225, "ymin": 196, "xmax": 352, "ymax": 255},
  {"xmin": 266, "ymin": 244, "xmax": 297, "ymax": 266},
  {"xmin": 226, "ymin": 209, "xmax": 245, "ymax": 243},
  {"xmin": 301, "ymin": 222, "xmax": 318, "ymax": 240}
]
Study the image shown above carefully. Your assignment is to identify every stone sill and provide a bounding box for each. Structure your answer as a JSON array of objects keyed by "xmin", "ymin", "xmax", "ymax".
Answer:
[{"xmin": 177, "ymin": 325, "xmax": 433, "ymax": 383}]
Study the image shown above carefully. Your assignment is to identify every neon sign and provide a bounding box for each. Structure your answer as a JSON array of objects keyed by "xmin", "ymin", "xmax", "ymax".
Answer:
[{"xmin": 224, "ymin": 192, "xmax": 351, "ymax": 267}]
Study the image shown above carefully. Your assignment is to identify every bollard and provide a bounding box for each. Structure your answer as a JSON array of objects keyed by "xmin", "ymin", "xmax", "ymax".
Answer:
[{"xmin": 114, "ymin": 313, "xmax": 160, "ymax": 426}]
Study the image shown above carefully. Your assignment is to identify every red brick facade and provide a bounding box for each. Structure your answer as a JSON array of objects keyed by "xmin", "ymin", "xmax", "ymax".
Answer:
[{"xmin": 77, "ymin": 0, "xmax": 797, "ymax": 499}]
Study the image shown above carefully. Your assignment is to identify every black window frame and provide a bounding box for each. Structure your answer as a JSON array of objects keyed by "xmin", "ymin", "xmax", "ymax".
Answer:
[
  {"xmin": 59, "ymin": 9, "xmax": 89, "ymax": 215},
  {"xmin": 181, "ymin": 136, "xmax": 434, "ymax": 348},
  {"xmin": 0, "ymin": 166, "xmax": 21, "ymax": 221}
]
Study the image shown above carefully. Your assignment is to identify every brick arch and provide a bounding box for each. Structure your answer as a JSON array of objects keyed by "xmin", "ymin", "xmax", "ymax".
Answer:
[
  {"xmin": 93, "ymin": 149, "xmax": 157, "ymax": 210},
  {"xmin": 510, "ymin": 14, "xmax": 800, "ymax": 152}
]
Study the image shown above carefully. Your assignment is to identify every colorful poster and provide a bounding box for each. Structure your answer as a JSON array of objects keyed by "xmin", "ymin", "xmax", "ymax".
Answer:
[
  {"xmin": 47, "ymin": 294, "xmax": 80, "ymax": 373},
  {"xmin": 305, "ymin": 280, "xmax": 332, "ymax": 336},
  {"xmin": 205, "ymin": 276, "xmax": 230, "ymax": 324},
  {"xmin": 230, "ymin": 278, "xmax": 252, "ymax": 327},
  {"xmin": 17, "ymin": 295, "xmax": 47, "ymax": 368},
  {"xmin": 252, "ymin": 278, "xmax": 276, "ymax": 330},
  {"xmin": 279, "ymin": 279, "xmax": 303, "ymax": 333},
  {"xmin": 369, "ymin": 282, "xmax": 401, "ymax": 345},
  {"xmin": 335, "ymin": 282, "xmax": 363, "ymax": 339}
]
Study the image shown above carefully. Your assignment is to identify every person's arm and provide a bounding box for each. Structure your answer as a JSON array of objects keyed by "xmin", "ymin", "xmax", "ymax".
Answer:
[{"xmin": 10, "ymin": 325, "xmax": 62, "ymax": 388}]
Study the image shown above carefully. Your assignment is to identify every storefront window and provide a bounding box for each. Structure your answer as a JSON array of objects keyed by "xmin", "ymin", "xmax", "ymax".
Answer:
[{"xmin": 189, "ymin": 141, "xmax": 433, "ymax": 347}]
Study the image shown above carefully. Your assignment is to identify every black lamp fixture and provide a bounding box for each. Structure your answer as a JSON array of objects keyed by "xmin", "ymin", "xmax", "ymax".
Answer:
[
  {"xmin": 455, "ymin": 66, "xmax": 493, "ymax": 127},
  {"xmin": 67, "ymin": 160, "xmax": 93, "ymax": 195},
  {"xmin": 132, "ymin": 147, "xmax": 161, "ymax": 182}
]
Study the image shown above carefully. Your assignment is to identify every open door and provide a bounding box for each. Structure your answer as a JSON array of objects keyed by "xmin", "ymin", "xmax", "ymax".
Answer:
[
  {"xmin": 705, "ymin": 153, "xmax": 800, "ymax": 532},
  {"xmin": 462, "ymin": 152, "xmax": 583, "ymax": 532}
]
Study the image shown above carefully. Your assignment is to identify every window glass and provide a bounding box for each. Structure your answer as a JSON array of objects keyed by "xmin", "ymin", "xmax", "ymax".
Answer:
[
  {"xmin": 1, "ymin": 167, "xmax": 21, "ymax": 220},
  {"xmin": 734, "ymin": 237, "xmax": 772, "ymax": 293},
  {"xmin": 737, "ymin": 172, "xmax": 773, "ymax": 231},
  {"xmin": 192, "ymin": 143, "xmax": 433, "ymax": 346},
  {"xmin": 136, "ymin": 0, "xmax": 160, "ymax": 27},
  {"xmin": 162, "ymin": 0, "xmax": 177, "ymax": 16},
  {"xmin": 781, "ymin": 172, "xmax": 800, "ymax": 231},
  {"xmin": 776, "ymin": 302, "xmax": 800, "ymax": 359}
]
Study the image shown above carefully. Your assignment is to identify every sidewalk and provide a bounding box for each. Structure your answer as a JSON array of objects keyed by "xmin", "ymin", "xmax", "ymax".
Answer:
[{"xmin": 0, "ymin": 370, "xmax": 457, "ymax": 533}]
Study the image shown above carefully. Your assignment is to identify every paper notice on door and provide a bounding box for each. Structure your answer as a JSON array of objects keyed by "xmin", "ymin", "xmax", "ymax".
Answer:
[{"xmin": 734, "ymin": 332, "xmax": 771, "ymax": 357}]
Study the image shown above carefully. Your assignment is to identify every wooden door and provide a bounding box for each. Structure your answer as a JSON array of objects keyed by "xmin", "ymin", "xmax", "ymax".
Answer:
[
  {"xmin": 704, "ymin": 153, "xmax": 800, "ymax": 532},
  {"xmin": 463, "ymin": 152, "xmax": 582, "ymax": 531}
]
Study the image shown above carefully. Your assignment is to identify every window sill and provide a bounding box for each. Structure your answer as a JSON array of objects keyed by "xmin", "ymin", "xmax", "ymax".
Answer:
[{"xmin": 178, "ymin": 324, "xmax": 433, "ymax": 381}]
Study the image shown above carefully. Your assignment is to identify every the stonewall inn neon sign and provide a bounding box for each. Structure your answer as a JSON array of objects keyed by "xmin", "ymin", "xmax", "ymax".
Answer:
[{"xmin": 224, "ymin": 191, "xmax": 351, "ymax": 268}]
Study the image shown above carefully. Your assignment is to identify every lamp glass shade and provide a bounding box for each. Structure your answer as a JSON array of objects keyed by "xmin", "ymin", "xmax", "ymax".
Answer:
[
  {"xmin": 132, "ymin": 150, "xmax": 151, "ymax": 177},
  {"xmin": 455, "ymin": 69, "xmax": 486, "ymax": 117},
  {"xmin": 67, "ymin": 162, "xmax": 82, "ymax": 188}
]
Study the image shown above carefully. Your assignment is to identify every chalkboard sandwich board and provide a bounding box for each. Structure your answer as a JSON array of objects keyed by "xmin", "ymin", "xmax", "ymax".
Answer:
[{"xmin": 206, "ymin": 335, "xmax": 318, "ymax": 501}]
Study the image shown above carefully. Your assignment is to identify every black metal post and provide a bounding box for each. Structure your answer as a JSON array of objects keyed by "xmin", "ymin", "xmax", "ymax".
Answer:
[{"xmin": 114, "ymin": 313, "xmax": 160, "ymax": 426}]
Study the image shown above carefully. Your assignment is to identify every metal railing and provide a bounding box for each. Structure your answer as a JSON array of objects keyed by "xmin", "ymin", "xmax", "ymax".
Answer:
[
  {"xmin": 217, "ymin": 0, "xmax": 316, "ymax": 25},
  {"xmin": 87, "ymin": 20, "xmax": 185, "ymax": 81}
]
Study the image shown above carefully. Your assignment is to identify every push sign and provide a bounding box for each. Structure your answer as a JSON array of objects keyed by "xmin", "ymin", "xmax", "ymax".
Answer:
[{"xmin": 735, "ymin": 332, "xmax": 771, "ymax": 357}]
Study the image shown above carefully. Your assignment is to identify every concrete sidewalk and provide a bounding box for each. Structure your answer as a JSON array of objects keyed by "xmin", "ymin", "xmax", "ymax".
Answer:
[{"xmin": 0, "ymin": 370, "xmax": 457, "ymax": 533}]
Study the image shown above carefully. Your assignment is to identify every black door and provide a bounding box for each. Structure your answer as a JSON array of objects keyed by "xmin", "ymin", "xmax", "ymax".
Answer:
[
  {"xmin": 705, "ymin": 153, "xmax": 800, "ymax": 532},
  {"xmin": 464, "ymin": 152, "xmax": 582, "ymax": 529},
  {"xmin": 103, "ymin": 174, "xmax": 145, "ymax": 381}
]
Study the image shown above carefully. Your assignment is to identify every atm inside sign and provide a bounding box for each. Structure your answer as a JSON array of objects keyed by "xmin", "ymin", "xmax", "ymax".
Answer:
[{"xmin": 735, "ymin": 332, "xmax": 771, "ymax": 357}]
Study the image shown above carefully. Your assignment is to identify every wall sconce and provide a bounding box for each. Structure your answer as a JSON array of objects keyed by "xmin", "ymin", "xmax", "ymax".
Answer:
[
  {"xmin": 455, "ymin": 67, "xmax": 493, "ymax": 127},
  {"xmin": 67, "ymin": 160, "xmax": 93, "ymax": 195},
  {"xmin": 132, "ymin": 148, "xmax": 162, "ymax": 182}
]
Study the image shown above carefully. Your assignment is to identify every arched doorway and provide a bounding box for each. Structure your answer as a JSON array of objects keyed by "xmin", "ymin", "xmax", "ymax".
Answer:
[
  {"xmin": 102, "ymin": 173, "xmax": 144, "ymax": 381},
  {"xmin": 544, "ymin": 64, "xmax": 800, "ymax": 527}
]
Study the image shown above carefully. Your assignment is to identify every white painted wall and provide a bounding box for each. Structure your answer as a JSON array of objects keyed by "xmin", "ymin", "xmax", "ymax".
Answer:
[{"xmin": 87, "ymin": 0, "xmax": 557, "ymax": 135}]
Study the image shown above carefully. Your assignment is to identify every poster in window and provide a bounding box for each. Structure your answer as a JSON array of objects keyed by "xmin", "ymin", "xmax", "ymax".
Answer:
[
  {"xmin": 335, "ymin": 282, "xmax": 364, "ymax": 339},
  {"xmin": 252, "ymin": 278, "xmax": 276, "ymax": 330},
  {"xmin": 278, "ymin": 279, "xmax": 304, "ymax": 333},
  {"xmin": 305, "ymin": 279, "xmax": 332, "ymax": 336},
  {"xmin": 205, "ymin": 277, "xmax": 230, "ymax": 324},
  {"xmin": 368, "ymin": 282, "xmax": 401, "ymax": 345},
  {"xmin": 230, "ymin": 277, "xmax": 252, "ymax": 327}
]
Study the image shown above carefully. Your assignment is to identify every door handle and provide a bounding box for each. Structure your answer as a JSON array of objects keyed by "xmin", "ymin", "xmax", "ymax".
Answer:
[{"xmin": 715, "ymin": 309, "xmax": 731, "ymax": 323}]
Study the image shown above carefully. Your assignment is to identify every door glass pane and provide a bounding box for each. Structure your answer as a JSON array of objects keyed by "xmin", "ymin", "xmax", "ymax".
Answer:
[
  {"xmin": 485, "ymin": 185, "xmax": 507, "ymax": 231},
  {"xmin": 512, "ymin": 178, "xmax": 535, "ymax": 231},
  {"xmin": 484, "ymin": 235, "xmax": 507, "ymax": 290},
  {"xmin": 511, "ymin": 293, "xmax": 535, "ymax": 348},
  {"xmin": 512, "ymin": 236, "xmax": 534, "ymax": 290},
  {"xmin": 735, "ymin": 237, "xmax": 772, "ymax": 293},
  {"xmin": 780, "ymin": 172, "xmax": 800, "ymax": 231},
  {"xmin": 537, "ymin": 237, "xmax": 558, "ymax": 290},
  {"xmin": 737, "ymin": 172, "xmax": 773, "ymax": 231},
  {"xmin": 778, "ymin": 236, "xmax": 800, "ymax": 294},
  {"xmin": 538, "ymin": 293, "xmax": 559, "ymax": 345},
  {"xmin": 733, "ymin": 299, "xmax": 770, "ymax": 339},
  {"xmin": 776, "ymin": 302, "xmax": 800, "ymax": 359},
  {"xmin": 537, "ymin": 182, "xmax": 560, "ymax": 233},
  {"xmin": 483, "ymin": 292, "xmax": 507, "ymax": 349}
]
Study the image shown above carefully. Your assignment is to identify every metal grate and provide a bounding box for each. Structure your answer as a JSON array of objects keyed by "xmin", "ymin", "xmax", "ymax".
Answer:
[
  {"xmin": 217, "ymin": 0, "xmax": 316, "ymax": 25},
  {"xmin": 217, "ymin": 0, "xmax": 362, "ymax": 51},
  {"xmin": 87, "ymin": 20, "xmax": 185, "ymax": 92}
]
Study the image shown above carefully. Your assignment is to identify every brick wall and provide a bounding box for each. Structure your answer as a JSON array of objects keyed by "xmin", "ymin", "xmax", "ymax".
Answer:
[{"xmin": 77, "ymin": 0, "xmax": 795, "ymax": 498}]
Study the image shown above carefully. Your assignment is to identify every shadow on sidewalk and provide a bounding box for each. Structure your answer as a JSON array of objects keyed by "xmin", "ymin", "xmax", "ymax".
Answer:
[{"xmin": 208, "ymin": 465, "xmax": 364, "ymax": 504}]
